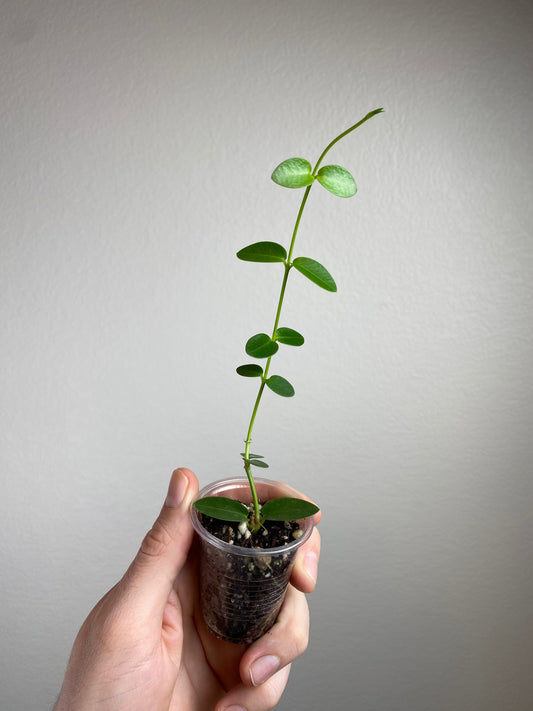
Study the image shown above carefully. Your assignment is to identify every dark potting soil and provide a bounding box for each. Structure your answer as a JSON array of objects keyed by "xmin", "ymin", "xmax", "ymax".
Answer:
[
  {"xmin": 200, "ymin": 514, "xmax": 302, "ymax": 549},
  {"xmin": 198, "ymin": 514, "xmax": 302, "ymax": 643}
]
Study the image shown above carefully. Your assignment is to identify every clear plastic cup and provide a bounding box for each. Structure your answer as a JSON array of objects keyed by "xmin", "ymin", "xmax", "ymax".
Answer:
[{"xmin": 191, "ymin": 477, "xmax": 314, "ymax": 644}]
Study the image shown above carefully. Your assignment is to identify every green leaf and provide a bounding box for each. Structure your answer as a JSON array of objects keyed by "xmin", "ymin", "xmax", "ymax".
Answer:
[
  {"xmin": 316, "ymin": 164, "xmax": 357, "ymax": 198},
  {"xmin": 261, "ymin": 497, "xmax": 320, "ymax": 522},
  {"xmin": 249, "ymin": 459, "xmax": 269, "ymax": 468},
  {"xmin": 246, "ymin": 333, "xmax": 279, "ymax": 358},
  {"xmin": 271, "ymin": 158, "xmax": 315, "ymax": 189},
  {"xmin": 266, "ymin": 375, "xmax": 295, "ymax": 397},
  {"xmin": 275, "ymin": 327, "xmax": 304, "ymax": 347},
  {"xmin": 237, "ymin": 241, "xmax": 287, "ymax": 263},
  {"xmin": 236, "ymin": 364, "xmax": 264, "ymax": 377},
  {"xmin": 241, "ymin": 452, "xmax": 269, "ymax": 468},
  {"xmin": 193, "ymin": 496, "xmax": 249, "ymax": 522},
  {"xmin": 292, "ymin": 257, "xmax": 337, "ymax": 292}
]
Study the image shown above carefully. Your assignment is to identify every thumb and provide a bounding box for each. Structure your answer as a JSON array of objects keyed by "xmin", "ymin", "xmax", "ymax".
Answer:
[{"xmin": 122, "ymin": 468, "xmax": 198, "ymax": 616}]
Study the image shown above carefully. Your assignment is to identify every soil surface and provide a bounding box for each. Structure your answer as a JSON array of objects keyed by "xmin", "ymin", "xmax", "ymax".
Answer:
[{"xmin": 199, "ymin": 513, "xmax": 302, "ymax": 549}]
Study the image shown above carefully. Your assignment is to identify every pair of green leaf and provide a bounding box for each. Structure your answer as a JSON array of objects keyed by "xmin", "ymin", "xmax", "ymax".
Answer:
[
  {"xmin": 193, "ymin": 495, "xmax": 319, "ymax": 523},
  {"xmin": 236, "ymin": 363, "xmax": 295, "ymax": 398},
  {"xmin": 245, "ymin": 327, "xmax": 303, "ymax": 358},
  {"xmin": 237, "ymin": 242, "xmax": 337, "ymax": 293},
  {"xmin": 271, "ymin": 157, "xmax": 357, "ymax": 198},
  {"xmin": 240, "ymin": 452, "xmax": 268, "ymax": 468}
]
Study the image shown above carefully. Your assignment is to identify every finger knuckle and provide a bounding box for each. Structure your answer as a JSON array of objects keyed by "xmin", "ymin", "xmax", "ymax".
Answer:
[
  {"xmin": 290, "ymin": 618, "xmax": 309, "ymax": 657},
  {"xmin": 139, "ymin": 518, "xmax": 173, "ymax": 560}
]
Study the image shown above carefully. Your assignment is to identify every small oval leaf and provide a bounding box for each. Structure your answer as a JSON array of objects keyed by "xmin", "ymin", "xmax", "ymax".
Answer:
[
  {"xmin": 249, "ymin": 459, "xmax": 269, "ymax": 468},
  {"xmin": 193, "ymin": 496, "xmax": 249, "ymax": 522},
  {"xmin": 292, "ymin": 257, "xmax": 337, "ymax": 292},
  {"xmin": 266, "ymin": 375, "xmax": 295, "ymax": 397},
  {"xmin": 246, "ymin": 333, "xmax": 279, "ymax": 358},
  {"xmin": 236, "ymin": 364, "xmax": 264, "ymax": 377},
  {"xmin": 237, "ymin": 241, "xmax": 287, "ymax": 263},
  {"xmin": 275, "ymin": 327, "xmax": 304, "ymax": 347},
  {"xmin": 261, "ymin": 497, "xmax": 320, "ymax": 522},
  {"xmin": 240, "ymin": 453, "xmax": 265, "ymax": 459},
  {"xmin": 316, "ymin": 164, "xmax": 357, "ymax": 198},
  {"xmin": 271, "ymin": 158, "xmax": 315, "ymax": 189}
]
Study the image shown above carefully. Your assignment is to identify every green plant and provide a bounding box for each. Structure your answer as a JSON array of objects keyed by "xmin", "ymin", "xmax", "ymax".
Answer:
[{"xmin": 194, "ymin": 108, "xmax": 383, "ymax": 531}]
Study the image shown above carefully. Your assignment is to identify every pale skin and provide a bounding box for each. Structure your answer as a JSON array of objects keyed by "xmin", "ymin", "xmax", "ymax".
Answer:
[{"xmin": 54, "ymin": 468, "xmax": 321, "ymax": 711}]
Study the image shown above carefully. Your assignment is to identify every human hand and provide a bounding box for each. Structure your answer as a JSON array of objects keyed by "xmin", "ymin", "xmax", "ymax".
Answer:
[{"xmin": 54, "ymin": 468, "xmax": 321, "ymax": 711}]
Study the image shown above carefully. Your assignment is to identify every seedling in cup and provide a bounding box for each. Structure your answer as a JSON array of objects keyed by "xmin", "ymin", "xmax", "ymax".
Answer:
[{"xmin": 194, "ymin": 109, "xmax": 384, "ymax": 531}]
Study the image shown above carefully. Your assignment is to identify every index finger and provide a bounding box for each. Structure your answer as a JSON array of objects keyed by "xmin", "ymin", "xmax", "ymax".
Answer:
[{"xmin": 290, "ymin": 525, "xmax": 321, "ymax": 593}]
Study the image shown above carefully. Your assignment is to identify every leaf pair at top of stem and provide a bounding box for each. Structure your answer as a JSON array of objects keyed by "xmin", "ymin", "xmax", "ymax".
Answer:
[{"xmin": 271, "ymin": 157, "xmax": 357, "ymax": 197}]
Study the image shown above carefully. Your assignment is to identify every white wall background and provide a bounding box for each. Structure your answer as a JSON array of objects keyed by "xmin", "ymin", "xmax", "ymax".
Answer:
[{"xmin": 2, "ymin": 0, "xmax": 532, "ymax": 709}]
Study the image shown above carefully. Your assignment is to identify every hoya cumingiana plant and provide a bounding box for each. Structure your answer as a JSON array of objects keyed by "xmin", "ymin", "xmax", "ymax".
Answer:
[{"xmin": 194, "ymin": 108, "xmax": 383, "ymax": 532}]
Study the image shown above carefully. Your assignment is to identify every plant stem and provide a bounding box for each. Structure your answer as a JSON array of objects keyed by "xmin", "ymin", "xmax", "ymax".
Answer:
[
  {"xmin": 313, "ymin": 108, "xmax": 383, "ymax": 174},
  {"xmin": 243, "ymin": 109, "xmax": 383, "ymax": 526},
  {"xmin": 244, "ymin": 381, "xmax": 265, "ymax": 527}
]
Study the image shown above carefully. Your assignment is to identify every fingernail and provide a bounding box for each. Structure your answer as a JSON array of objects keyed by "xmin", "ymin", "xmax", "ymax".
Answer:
[
  {"xmin": 223, "ymin": 706, "xmax": 246, "ymax": 711},
  {"xmin": 304, "ymin": 551, "xmax": 318, "ymax": 584},
  {"xmin": 250, "ymin": 654, "xmax": 280, "ymax": 687},
  {"xmin": 165, "ymin": 469, "xmax": 188, "ymax": 508}
]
